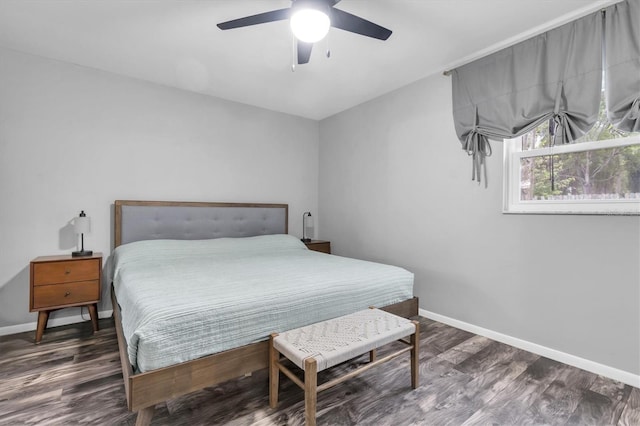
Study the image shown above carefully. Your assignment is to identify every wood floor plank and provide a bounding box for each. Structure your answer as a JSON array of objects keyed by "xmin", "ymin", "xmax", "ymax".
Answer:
[
  {"xmin": 437, "ymin": 334, "xmax": 493, "ymax": 365},
  {"xmin": 418, "ymin": 357, "xmax": 536, "ymax": 425},
  {"xmin": 461, "ymin": 357, "xmax": 567, "ymax": 425},
  {"xmin": 0, "ymin": 388, "xmax": 63, "ymax": 417},
  {"xmin": 0, "ymin": 351, "xmax": 121, "ymax": 401},
  {"xmin": 426, "ymin": 325, "xmax": 475, "ymax": 354},
  {"xmin": 619, "ymin": 405, "xmax": 640, "ymax": 426},
  {"xmin": 520, "ymin": 363, "xmax": 599, "ymax": 425},
  {"xmin": 568, "ymin": 379, "xmax": 630, "ymax": 426},
  {"xmin": 329, "ymin": 359, "xmax": 472, "ymax": 426},
  {"xmin": 455, "ymin": 340, "xmax": 538, "ymax": 379},
  {"xmin": 627, "ymin": 386, "xmax": 640, "ymax": 409},
  {"xmin": 590, "ymin": 375, "xmax": 629, "ymax": 400},
  {"xmin": 518, "ymin": 379, "xmax": 585, "ymax": 425},
  {"xmin": 567, "ymin": 389, "xmax": 617, "ymax": 425}
]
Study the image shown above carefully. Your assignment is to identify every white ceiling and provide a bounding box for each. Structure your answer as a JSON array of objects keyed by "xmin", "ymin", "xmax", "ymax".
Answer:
[{"xmin": 0, "ymin": 0, "xmax": 616, "ymax": 120}]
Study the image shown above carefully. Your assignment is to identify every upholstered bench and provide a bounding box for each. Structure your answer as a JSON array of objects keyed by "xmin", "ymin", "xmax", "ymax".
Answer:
[{"xmin": 269, "ymin": 308, "xmax": 420, "ymax": 426}]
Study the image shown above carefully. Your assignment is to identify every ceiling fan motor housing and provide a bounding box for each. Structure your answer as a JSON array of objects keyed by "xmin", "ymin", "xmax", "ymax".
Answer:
[
  {"xmin": 291, "ymin": 0, "xmax": 334, "ymax": 22},
  {"xmin": 291, "ymin": 0, "xmax": 333, "ymax": 10}
]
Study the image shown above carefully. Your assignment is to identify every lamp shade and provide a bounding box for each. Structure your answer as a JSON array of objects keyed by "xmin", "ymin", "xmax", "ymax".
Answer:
[
  {"xmin": 74, "ymin": 215, "xmax": 91, "ymax": 234},
  {"xmin": 305, "ymin": 214, "xmax": 314, "ymax": 227},
  {"xmin": 290, "ymin": 8, "xmax": 330, "ymax": 43},
  {"xmin": 302, "ymin": 211, "xmax": 314, "ymax": 242},
  {"xmin": 72, "ymin": 210, "xmax": 93, "ymax": 257}
]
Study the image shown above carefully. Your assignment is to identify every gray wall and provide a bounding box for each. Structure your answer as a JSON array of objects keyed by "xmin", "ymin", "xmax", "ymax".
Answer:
[
  {"xmin": 318, "ymin": 73, "xmax": 640, "ymax": 376},
  {"xmin": 0, "ymin": 47, "xmax": 319, "ymax": 329}
]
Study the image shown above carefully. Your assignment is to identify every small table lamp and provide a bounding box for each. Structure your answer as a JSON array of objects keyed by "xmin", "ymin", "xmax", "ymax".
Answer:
[
  {"xmin": 301, "ymin": 211, "xmax": 314, "ymax": 243},
  {"xmin": 72, "ymin": 210, "xmax": 93, "ymax": 257}
]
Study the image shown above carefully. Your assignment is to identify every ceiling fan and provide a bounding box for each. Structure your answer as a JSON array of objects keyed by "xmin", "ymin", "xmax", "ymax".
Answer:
[{"xmin": 217, "ymin": 0, "xmax": 392, "ymax": 65}]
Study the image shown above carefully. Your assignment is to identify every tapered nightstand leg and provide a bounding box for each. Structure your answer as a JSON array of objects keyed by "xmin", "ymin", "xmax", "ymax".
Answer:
[
  {"xmin": 87, "ymin": 304, "xmax": 99, "ymax": 332},
  {"xmin": 35, "ymin": 311, "xmax": 50, "ymax": 343}
]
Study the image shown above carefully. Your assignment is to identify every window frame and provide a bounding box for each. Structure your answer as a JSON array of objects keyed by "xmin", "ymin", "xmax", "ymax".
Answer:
[{"xmin": 503, "ymin": 134, "xmax": 640, "ymax": 215}]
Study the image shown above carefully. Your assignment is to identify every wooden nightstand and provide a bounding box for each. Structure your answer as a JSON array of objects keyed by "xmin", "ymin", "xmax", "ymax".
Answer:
[
  {"xmin": 304, "ymin": 240, "xmax": 331, "ymax": 254},
  {"xmin": 29, "ymin": 253, "xmax": 102, "ymax": 343}
]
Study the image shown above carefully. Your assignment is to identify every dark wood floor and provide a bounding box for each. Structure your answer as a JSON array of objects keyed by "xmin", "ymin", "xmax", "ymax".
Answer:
[{"xmin": 0, "ymin": 317, "xmax": 637, "ymax": 425}]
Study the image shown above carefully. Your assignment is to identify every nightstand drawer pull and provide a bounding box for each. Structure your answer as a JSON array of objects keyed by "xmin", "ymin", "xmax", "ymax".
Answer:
[
  {"xmin": 65, "ymin": 269, "xmax": 71, "ymax": 275},
  {"xmin": 64, "ymin": 291, "xmax": 71, "ymax": 297}
]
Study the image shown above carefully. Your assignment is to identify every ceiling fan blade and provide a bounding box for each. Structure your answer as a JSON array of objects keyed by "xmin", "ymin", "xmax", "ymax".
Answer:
[
  {"xmin": 330, "ymin": 8, "xmax": 392, "ymax": 40},
  {"xmin": 297, "ymin": 41, "xmax": 313, "ymax": 64},
  {"xmin": 217, "ymin": 8, "xmax": 290, "ymax": 30}
]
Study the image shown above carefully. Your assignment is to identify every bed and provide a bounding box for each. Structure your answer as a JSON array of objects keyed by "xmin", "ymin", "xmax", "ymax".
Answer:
[{"xmin": 111, "ymin": 200, "xmax": 419, "ymax": 425}]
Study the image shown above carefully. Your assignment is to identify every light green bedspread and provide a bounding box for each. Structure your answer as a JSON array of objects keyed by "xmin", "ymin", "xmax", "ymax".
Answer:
[{"xmin": 112, "ymin": 234, "xmax": 414, "ymax": 372}]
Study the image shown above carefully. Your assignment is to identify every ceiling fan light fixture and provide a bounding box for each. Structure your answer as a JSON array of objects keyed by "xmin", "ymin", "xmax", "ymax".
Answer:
[{"xmin": 290, "ymin": 8, "xmax": 330, "ymax": 43}]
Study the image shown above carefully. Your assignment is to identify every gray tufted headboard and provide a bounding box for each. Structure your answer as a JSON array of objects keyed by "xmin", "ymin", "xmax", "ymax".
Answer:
[{"xmin": 114, "ymin": 200, "xmax": 288, "ymax": 247}]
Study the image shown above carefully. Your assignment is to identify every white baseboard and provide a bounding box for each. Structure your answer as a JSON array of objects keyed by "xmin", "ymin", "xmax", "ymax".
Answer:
[
  {"xmin": 0, "ymin": 309, "xmax": 113, "ymax": 337},
  {"xmin": 419, "ymin": 308, "xmax": 640, "ymax": 388}
]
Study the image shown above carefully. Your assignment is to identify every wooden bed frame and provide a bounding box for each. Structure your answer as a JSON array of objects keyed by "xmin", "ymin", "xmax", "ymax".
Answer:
[{"xmin": 111, "ymin": 200, "xmax": 419, "ymax": 425}]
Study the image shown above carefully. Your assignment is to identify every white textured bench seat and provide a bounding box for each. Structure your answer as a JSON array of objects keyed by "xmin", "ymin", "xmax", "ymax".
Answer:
[{"xmin": 269, "ymin": 308, "xmax": 420, "ymax": 426}]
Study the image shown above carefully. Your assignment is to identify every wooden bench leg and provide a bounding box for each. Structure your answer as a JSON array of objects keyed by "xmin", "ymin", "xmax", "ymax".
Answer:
[
  {"xmin": 269, "ymin": 333, "xmax": 280, "ymax": 408},
  {"xmin": 410, "ymin": 320, "xmax": 420, "ymax": 389},
  {"xmin": 304, "ymin": 358, "xmax": 318, "ymax": 426}
]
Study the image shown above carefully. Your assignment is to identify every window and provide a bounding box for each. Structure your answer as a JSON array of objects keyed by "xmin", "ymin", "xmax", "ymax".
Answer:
[{"xmin": 503, "ymin": 97, "xmax": 640, "ymax": 215}]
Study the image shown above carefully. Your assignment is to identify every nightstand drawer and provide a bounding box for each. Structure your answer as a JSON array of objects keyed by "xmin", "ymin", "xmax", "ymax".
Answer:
[
  {"xmin": 32, "ymin": 259, "xmax": 100, "ymax": 286},
  {"xmin": 32, "ymin": 280, "xmax": 99, "ymax": 309}
]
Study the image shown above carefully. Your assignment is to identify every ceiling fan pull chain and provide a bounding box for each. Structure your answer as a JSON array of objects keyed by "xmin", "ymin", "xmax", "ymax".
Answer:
[
  {"xmin": 326, "ymin": 30, "xmax": 331, "ymax": 58},
  {"xmin": 291, "ymin": 32, "xmax": 296, "ymax": 72}
]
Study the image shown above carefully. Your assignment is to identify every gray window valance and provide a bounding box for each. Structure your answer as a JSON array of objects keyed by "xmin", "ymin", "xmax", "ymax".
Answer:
[
  {"xmin": 451, "ymin": 0, "xmax": 640, "ymax": 184},
  {"xmin": 605, "ymin": 0, "xmax": 640, "ymax": 132},
  {"xmin": 451, "ymin": 8, "xmax": 608, "ymax": 185}
]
